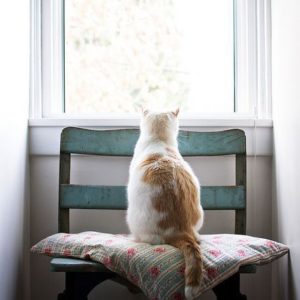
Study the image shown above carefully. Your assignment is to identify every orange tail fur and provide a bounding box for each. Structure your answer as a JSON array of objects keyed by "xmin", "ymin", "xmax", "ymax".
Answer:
[{"xmin": 167, "ymin": 233, "xmax": 203, "ymax": 300}]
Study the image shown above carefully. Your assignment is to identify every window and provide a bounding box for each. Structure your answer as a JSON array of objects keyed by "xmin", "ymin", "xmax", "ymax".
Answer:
[
  {"xmin": 31, "ymin": 0, "xmax": 271, "ymax": 120},
  {"xmin": 65, "ymin": 0, "xmax": 234, "ymax": 114}
]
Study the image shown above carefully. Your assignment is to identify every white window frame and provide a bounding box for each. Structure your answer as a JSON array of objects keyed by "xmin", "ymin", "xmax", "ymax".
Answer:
[{"xmin": 30, "ymin": 0, "xmax": 272, "ymax": 127}]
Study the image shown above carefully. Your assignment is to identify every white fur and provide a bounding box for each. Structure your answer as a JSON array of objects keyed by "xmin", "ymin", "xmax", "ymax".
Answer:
[
  {"xmin": 127, "ymin": 140, "xmax": 168, "ymax": 243},
  {"xmin": 185, "ymin": 285, "xmax": 202, "ymax": 300}
]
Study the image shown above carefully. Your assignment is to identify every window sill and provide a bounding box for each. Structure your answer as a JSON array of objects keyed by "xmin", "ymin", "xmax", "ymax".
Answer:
[
  {"xmin": 29, "ymin": 117, "xmax": 273, "ymax": 156},
  {"xmin": 28, "ymin": 117, "xmax": 273, "ymax": 128}
]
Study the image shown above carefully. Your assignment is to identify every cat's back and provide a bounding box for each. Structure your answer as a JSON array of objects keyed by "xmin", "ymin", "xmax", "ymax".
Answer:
[
  {"xmin": 130, "ymin": 145, "xmax": 198, "ymax": 191},
  {"xmin": 127, "ymin": 145, "xmax": 201, "ymax": 238},
  {"xmin": 127, "ymin": 143, "xmax": 179, "ymax": 204},
  {"xmin": 129, "ymin": 140, "xmax": 167, "ymax": 175},
  {"xmin": 140, "ymin": 150, "xmax": 181, "ymax": 185}
]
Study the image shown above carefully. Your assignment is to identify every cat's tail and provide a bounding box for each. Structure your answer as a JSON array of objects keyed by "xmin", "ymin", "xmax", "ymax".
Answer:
[{"xmin": 167, "ymin": 233, "xmax": 203, "ymax": 300}]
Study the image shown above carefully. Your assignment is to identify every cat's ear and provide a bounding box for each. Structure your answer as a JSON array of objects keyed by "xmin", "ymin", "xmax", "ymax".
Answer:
[
  {"xmin": 142, "ymin": 108, "xmax": 149, "ymax": 117},
  {"xmin": 172, "ymin": 108, "xmax": 180, "ymax": 117}
]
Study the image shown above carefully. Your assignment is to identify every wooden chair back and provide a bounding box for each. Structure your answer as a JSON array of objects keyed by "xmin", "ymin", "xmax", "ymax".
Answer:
[{"xmin": 58, "ymin": 127, "xmax": 246, "ymax": 235}]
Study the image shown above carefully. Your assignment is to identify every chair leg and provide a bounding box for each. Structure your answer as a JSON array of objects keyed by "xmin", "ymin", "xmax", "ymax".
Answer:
[
  {"xmin": 57, "ymin": 272, "xmax": 115, "ymax": 300},
  {"xmin": 213, "ymin": 272, "xmax": 247, "ymax": 300}
]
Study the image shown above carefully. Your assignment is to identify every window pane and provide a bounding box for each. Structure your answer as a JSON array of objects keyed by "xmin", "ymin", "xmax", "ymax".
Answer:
[{"xmin": 64, "ymin": 0, "xmax": 234, "ymax": 114}]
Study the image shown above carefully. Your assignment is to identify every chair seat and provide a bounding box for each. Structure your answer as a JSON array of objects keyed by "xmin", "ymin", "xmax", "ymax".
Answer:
[
  {"xmin": 50, "ymin": 257, "xmax": 111, "ymax": 273},
  {"xmin": 31, "ymin": 231, "xmax": 289, "ymax": 299},
  {"xmin": 51, "ymin": 257, "xmax": 257, "ymax": 275}
]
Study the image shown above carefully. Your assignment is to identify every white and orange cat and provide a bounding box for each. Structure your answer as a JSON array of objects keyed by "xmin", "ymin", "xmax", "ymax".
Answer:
[{"xmin": 127, "ymin": 109, "xmax": 204, "ymax": 299}]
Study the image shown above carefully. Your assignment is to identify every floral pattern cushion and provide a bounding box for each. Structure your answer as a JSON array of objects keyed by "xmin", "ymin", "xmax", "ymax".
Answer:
[{"xmin": 31, "ymin": 232, "xmax": 288, "ymax": 300}]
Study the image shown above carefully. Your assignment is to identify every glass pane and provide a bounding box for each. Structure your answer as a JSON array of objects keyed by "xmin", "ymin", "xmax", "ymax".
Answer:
[{"xmin": 64, "ymin": 0, "xmax": 234, "ymax": 114}]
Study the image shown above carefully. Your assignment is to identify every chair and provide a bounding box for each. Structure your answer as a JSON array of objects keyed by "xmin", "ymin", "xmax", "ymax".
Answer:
[{"xmin": 52, "ymin": 127, "xmax": 252, "ymax": 300}]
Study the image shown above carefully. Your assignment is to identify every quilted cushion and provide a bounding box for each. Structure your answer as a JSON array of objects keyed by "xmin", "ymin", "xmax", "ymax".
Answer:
[{"xmin": 31, "ymin": 232, "xmax": 288, "ymax": 299}]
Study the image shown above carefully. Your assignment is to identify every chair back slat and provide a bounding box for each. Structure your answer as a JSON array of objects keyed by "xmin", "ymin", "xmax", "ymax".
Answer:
[
  {"xmin": 60, "ymin": 127, "xmax": 246, "ymax": 156},
  {"xmin": 61, "ymin": 128, "xmax": 139, "ymax": 156},
  {"xmin": 60, "ymin": 184, "xmax": 246, "ymax": 210}
]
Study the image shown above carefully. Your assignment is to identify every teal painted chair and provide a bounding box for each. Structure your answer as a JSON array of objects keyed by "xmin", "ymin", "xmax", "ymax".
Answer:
[{"xmin": 52, "ymin": 127, "xmax": 252, "ymax": 300}]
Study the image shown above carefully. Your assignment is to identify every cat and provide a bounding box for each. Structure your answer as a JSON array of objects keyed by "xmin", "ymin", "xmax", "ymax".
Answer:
[{"xmin": 127, "ymin": 109, "xmax": 204, "ymax": 299}]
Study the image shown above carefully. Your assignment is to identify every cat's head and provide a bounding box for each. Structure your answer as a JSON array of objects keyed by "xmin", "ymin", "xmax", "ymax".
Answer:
[{"xmin": 140, "ymin": 108, "xmax": 180, "ymax": 142}]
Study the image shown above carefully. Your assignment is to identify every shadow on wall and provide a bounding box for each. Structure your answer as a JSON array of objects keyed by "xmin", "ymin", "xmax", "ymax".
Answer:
[
  {"xmin": 272, "ymin": 140, "xmax": 298, "ymax": 300},
  {"xmin": 288, "ymin": 256, "xmax": 296, "ymax": 300}
]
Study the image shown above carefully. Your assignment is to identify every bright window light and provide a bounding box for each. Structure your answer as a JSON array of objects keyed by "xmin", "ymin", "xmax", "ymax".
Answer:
[{"xmin": 64, "ymin": 0, "xmax": 234, "ymax": 114}]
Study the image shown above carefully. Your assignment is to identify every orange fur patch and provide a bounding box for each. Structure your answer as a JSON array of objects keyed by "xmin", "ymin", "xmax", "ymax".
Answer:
[{"xmin": 141, "ymin": 152, "xmax": 201, "ymax": 232}]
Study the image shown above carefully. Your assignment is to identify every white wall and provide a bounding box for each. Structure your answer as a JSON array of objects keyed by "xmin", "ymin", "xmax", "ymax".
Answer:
[
  {"xmin": 30, "ymin": 151, "xmax": 273, "ymax": 300},
  {"xmin": 272, "ymin": 0, "xmax": 300, "ymax": 299},
  {"xmin": 0, "ymin": 1, "xmax": 30, "ymax": 300}
]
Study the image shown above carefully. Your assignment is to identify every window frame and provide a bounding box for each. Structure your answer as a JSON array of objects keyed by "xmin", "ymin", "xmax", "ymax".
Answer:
[{"xmin": 30, "ymin": 0, "xmax": 272, "ymax": 126}]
